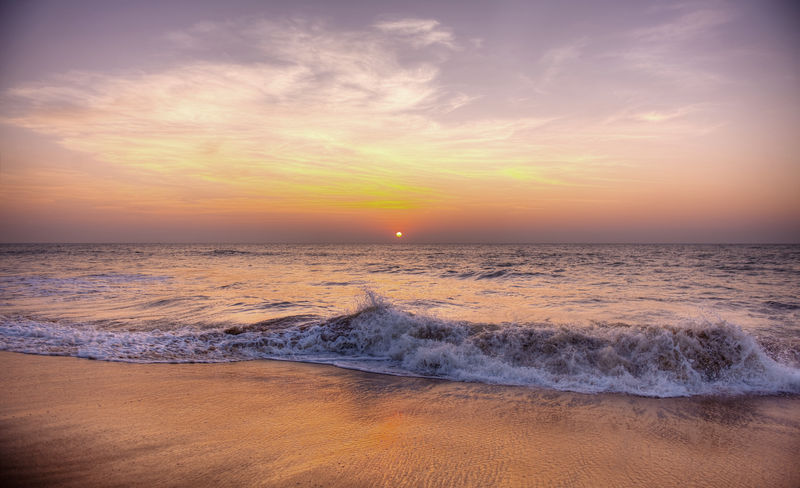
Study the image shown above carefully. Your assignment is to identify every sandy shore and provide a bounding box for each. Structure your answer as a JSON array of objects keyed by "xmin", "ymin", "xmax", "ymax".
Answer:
[{"xmin": 1, "ymin": 351, "xmax": 798, "ymax": 487}]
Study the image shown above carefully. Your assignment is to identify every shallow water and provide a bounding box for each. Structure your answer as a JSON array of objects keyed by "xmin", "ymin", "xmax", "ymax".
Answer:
[{"xmin": 1, "ymin": 244, "xmax": 798, "ymax": 396}]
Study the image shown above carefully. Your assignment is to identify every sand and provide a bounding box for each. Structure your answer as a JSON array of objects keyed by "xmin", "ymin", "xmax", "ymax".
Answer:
[{"xmin": 1, "ymin": 351, "xmax": 798, "ymax": 487}]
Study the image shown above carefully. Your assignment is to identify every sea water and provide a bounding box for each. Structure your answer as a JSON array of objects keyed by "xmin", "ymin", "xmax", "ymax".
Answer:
[{"xmin": 1, "ymin": 243, "xmax": 798, "ymax": 397}]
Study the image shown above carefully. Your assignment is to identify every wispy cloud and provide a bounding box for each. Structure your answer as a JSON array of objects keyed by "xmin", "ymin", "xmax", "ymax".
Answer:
[
  {"xmin": 373, "ymin": 18, "xmax": 456, "ymax": 49},
  {"xmin": 610, "ymin": 3, "xmax": 735, "ymax": 89},
  {"xmin": 631, "ymin": 6, "xmax": 735, "ymax": 43},
  {"xmin": 633, "ymin": 106, "xmax": 696, "ymax": 123},
  {"xmin": 530, "ymin": 41, "xmax": 585, "ymax": 93},
  {"xmin": 1, "ymin": 14, "xmax": 740, "ymax": 216},
  {"xmin": 2, "ymin": 18, "xmax": 508, "ymax": 212}
]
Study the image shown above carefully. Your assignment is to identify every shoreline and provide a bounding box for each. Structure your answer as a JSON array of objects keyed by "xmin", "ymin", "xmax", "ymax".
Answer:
[{"xmin": 1, "ymin": 351, "xmax": 799, "ymax": 487}]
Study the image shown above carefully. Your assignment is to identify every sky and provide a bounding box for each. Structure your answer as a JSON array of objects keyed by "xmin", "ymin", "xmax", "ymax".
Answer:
[{"xmin": 0, "ymin": 0, "xmax": 798, "ymax": 243}]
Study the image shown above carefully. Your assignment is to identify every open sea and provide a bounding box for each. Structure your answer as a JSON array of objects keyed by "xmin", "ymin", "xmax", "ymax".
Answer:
[{"xmin": 1, "ymin": 243, "xmax": 798, "ymax": 397}]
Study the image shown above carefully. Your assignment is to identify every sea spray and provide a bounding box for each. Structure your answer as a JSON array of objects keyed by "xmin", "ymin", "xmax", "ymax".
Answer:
[{"xmin": 2, "ymin": 293, "xmax": 799, "ymax": 397}]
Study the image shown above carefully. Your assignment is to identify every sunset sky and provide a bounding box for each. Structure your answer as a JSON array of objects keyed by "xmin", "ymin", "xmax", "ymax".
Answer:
[{"xmin": 1, "ymin": 0, "xmax": 798, "ymax": 243}]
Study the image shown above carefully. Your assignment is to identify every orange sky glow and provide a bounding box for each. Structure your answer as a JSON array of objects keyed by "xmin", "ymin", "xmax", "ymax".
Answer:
[{"xmin": 1, "ymin": 0, "xmax": 798, "ymax": 242}]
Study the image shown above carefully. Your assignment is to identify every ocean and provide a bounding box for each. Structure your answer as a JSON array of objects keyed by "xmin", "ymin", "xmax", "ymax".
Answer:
[{"xmin": 1, "ymin": 243, "xmax": 798, "ymax": 398}]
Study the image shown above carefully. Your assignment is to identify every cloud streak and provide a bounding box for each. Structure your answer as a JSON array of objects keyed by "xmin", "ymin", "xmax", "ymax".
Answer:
[
  {"xmin": 4, "ymin": 17, "xmax": 601, "ymax": 214},
  {"xmin": 373, "ymin": 18, "xmax": 456, "ymax": 48}
]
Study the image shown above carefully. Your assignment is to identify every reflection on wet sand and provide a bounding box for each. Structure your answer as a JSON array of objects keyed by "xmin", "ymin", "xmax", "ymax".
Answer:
[{"xmin": 1, "ymin": 352, "xmax": 798, "ymax": 487}]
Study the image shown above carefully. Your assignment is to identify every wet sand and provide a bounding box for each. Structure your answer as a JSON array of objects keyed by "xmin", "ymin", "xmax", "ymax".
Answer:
[{"xmin": 1, "ymin": 351, "xmax": 798, "ymax": 487}]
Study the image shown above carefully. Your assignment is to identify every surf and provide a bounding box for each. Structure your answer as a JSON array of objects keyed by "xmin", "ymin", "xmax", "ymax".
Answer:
[{"xmin": 1, "ymin": 292, "xmax": 798, "ymax": 398}]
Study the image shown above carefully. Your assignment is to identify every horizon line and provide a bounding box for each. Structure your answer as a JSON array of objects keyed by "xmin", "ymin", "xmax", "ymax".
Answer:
[{"xmin": 1, "ymin": 241, "xmax": 798, "ymax": 246}]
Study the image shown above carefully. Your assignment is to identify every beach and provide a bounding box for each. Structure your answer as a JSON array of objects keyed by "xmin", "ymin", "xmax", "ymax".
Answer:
[{"xmin": 1, "ymin": 351, "xmax": 798, "ymax": 487}]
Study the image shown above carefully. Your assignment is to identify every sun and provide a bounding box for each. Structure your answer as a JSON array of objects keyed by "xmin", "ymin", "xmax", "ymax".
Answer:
[{"xmin": 395, "ymin": 231, "xmax": 403, "ymax": 238}]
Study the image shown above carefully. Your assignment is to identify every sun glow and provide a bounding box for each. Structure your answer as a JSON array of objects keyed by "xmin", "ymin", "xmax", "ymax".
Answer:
[{"xmin": 396, "ymin": 231, "xmax": 403, "ymax": 238}]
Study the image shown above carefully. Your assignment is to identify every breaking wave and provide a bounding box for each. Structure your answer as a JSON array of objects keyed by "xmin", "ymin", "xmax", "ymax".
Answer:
[{"xmin": 1, "ymin": 293, "xmax": 798, "ymax": 397}]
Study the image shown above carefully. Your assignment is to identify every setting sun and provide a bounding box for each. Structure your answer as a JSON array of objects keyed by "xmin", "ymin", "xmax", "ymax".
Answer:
[{"xmin": 395, "ymin": 232, "xmax": 403, "ymax": 238}]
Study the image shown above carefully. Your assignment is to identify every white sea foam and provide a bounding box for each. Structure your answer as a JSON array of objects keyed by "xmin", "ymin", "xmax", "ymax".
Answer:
[{"xmin": 1, "ymin": 293, "xmax": 799, "ymax": 397}]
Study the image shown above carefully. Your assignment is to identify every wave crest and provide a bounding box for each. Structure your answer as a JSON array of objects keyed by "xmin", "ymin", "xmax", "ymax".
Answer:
[
  {"xmin": 234, "ymin": 298, "xmax": 797, "ymax": 396},
  {"xmin": 1, "ymin": 294, "xmax": 798, "ymax": 397}
]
